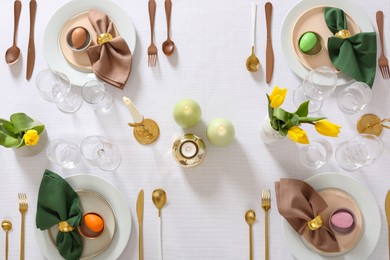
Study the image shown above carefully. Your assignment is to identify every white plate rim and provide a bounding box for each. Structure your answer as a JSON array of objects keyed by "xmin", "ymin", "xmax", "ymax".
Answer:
[
  {"xmin": 35, "ymin": 174, "xmax": 132, "ymax": 260},
  {"xmin": 43, "ymin": 0, "xmax": 136, "ymax": 86},
  {"xmin": 281, "ymin": 0, "xmax": 373, "ymax": 87},
  {"xmin": 282, "ymin": 172, "xmax": 381, "ymax": 260}
]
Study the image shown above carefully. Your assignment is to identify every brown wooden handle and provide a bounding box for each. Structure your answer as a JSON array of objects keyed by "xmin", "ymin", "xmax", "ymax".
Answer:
[
  {"xmin": 13, "ymin": 0, "xmax": 22, "ymax": 46},
  {"xmin": 265, "ymin": 2, "xmax": 272, "ymax": 40},
  {"xmin": 148, "ymin": 0, "xmax": 156, "ymax": 43},
  {"xmin": 29, "ymin": 0, "xmax": 37, "ymax": 38},
  {"xmin": 376, "ymin": 11, "xmax": 385, "ymax": 54},
  {"xmin": 165, "ymin": 0, "xmax": 172, "ymax": 37}
]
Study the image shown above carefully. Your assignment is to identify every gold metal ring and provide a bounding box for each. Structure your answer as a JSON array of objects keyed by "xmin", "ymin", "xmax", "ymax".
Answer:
[
  {"xmin": 58, "ymin": 221, "xmax": 75, "ymax": 232},
  {"xmin": 335, "ymin": 29, "xmax": 351, "ymax": 39},
  {"xmin": 97, "ymin": 33, "xmax": 113, "ymax": 45},
  {"xmin": 307, "ymin": 214, "xmax": 323, "ymax": 230}
]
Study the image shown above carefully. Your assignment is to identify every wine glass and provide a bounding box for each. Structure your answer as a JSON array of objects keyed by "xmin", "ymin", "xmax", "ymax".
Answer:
[
  {"xmin": 293, "ymin": 66, "xmax": 338, "ymax": 113},
  {"xmin": 82, "ymin": 80, "xmax": 113, "ymax": 112},
  {"xmin": 335, "ymin": 134, "xmax": 384, "ymax": 171},
  {"xmin": 299, "ymin": 139, "xmax": 333, "ymax": 169},
  {"xmin": 337, "ymin": 82, "xmax": 372, "ymax": 114},
  {"xmin": 46, "ymin": 139, "xmax": 81, "ymax": 169},
  {"xmin": 80, "ymin": 136, "xmax": 122, "ymax": 171},
  {"xmin": 35, "ymin": 69, "xmax": 83, "ymax": 113}
]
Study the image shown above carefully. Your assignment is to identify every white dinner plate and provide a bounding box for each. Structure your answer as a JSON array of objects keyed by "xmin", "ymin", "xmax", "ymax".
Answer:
[
  {"xmin": 43, "ymin": 0, "xmax": 136, "ymax": 86},
  {"xmin": 281, "ymin": 0, "xmax": 373, "ymax": 86},
  {"xmin": 282, "ymin": 172, "xmax": 381, "ymax": 260},
  {"xmin": 35, "ymin": 174, "xmax": 132, "ymax": 260}
]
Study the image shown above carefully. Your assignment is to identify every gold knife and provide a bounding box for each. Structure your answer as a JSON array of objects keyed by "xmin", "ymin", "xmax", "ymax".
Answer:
[
  {"xmin": 385, "ymin": 190, "xmax": 390, "ymax": 259},
  {"xmin": 136, "ymin": 189, "xmax": 144, "ymax": 260},
  {"xmin": 26, "ymin": 0, "xmax": 36, "ymax": 80},
  {"xmin": 265, "ymin": 2, "xmax": 274, "ymax": 84}
]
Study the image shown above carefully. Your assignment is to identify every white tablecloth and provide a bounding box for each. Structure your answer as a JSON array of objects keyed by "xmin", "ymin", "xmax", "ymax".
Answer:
[{"xmin": 1, "ymin": 0, "xmax": 390, "ymax": 259}]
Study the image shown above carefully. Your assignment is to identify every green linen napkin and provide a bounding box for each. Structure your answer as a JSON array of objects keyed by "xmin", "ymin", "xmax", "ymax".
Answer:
[
  {"xmin": 36, "ymin": 170, "xmax": 83, "ymax": 260},
  {"xmin": 325, "ymin": 7, "xmax": 377, "ymax": 87}
]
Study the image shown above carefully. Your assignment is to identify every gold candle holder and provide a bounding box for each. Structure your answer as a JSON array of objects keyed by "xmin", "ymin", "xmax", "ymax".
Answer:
[
  {"xmin": 356, "ymin": 114, "xmax": 390, "ymax": 136},
  {"xmin": 172, "ymin": 134, "xmax": 206, "ymax": 167},
  {"xmin": 128, "ymin": 118, "xmax": 160, "ymax": 145}
]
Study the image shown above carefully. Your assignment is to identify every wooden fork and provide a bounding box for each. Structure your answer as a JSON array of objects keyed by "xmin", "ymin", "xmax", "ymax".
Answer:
[
  {"xmin": 376, "ymin": 11, "xmax": 390, "ymax": 79},
  {"xmin": 148, "ymin": 0, "xmax": 158, "ymax": 67},
  {"xmin": 261, "ymin": 189, "xmax": 271, "ymax": 260},
  {"xmin": 18, "ymin": 193, "xmax": 28, "ymax": 260}
]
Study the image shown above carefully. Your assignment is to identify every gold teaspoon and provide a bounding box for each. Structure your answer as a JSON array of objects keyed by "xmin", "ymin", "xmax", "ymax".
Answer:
[
  {"xmin": 246, "ymin": 3, "xmax": 260, "ymax": 72},
  {"xmin": 2, "ymin": 220, "xmax": 12, "ymax": 260},
  {"xmin": 245, "ymin": 210, "xmax": 256, "ymax": 260},
  {"xmin": 152, "ymin": 189, "xmax": 167, "ymax": 260}
]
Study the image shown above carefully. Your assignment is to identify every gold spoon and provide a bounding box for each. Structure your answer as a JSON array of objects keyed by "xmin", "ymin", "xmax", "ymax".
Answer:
[
  {"xmin": 162, "ymin": 0, "xmax": 175, "ymax": 56},
  {"xmin": 245, "ymin": 210, "xmax": 256, "ymax": 260},
  {"xmin": 246, "ymin": 3, "xmax": 260, "ymax": 72},
  {"xmin": 2, "ymin": 220, "xmax": 12, "ymax": 260},
  {"xmin": 152, "ymin": 189, "xmax": 167, "ymax": 260},
  {"xmin": 5, "ymin": 0, "xmax": 22, "ymax": 65}
]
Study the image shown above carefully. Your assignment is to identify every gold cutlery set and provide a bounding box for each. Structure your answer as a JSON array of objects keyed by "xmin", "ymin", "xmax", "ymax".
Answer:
[
  {"xmin": 245, "ymin": 189, "xmax": 271, "ymax": 260},
  {"xmin": 137, "ymin": 188, "xmax": 167, "ymax": 260},
  {"xmin": 1, "ymin": 193, "xmax": 28, "ymax": 260},
  {"xmin": 386, "ymin": 191, "xmax": 390, "ymax": 260}
]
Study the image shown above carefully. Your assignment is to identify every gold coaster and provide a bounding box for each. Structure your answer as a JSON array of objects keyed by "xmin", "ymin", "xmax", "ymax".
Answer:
[
  {"xmin": 356, "ymin": 114, "xmax": 382, "ymax": 136},
  {"xmin": 129, "ymin": 118, "xmax": 160, "ymax": 145}
]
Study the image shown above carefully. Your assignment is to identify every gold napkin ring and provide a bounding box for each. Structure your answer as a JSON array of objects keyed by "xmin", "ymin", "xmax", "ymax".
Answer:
[
  {"xmin": 335, "ymin": 29, "xmax": 351, "ymax": 39},
  {"xmin": 97, "ymin": 33, "xmax": 113, "ymax": 45},
  {"xmin": 58, "ymin": 221, "xmax": 74, "ymax": 232},
  {"xmin": 307, "ymin": 214, "xmax": 323, "ymax": 230}
]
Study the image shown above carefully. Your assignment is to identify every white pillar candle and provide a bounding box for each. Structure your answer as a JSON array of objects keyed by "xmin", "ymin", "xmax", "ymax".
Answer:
[
  {"xmin": 180, "ymin": 141, "xmax": 198, "ymax": 158},
  {"xmin": 123, "ymin": 96, "xmax": 144, "ymax": 123}
]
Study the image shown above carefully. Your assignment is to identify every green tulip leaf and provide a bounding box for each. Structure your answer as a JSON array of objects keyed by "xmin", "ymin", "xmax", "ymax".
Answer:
[
  {"xmin": 10, "ymin": 113, "xmax": 44, "ymax": 135},
  {"xmin": 294, "ymin": 100, "xmax": 309, "ymax": 117}
]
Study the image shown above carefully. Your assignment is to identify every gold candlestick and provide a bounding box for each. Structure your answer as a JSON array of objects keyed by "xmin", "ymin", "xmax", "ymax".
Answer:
[
  {"xmin": 356, "ymin": 114, "xmax": 390, "ymax": 136},
  {"xmin": 128, "ymin": 118, "xmax": 160, "ymax": 145}
]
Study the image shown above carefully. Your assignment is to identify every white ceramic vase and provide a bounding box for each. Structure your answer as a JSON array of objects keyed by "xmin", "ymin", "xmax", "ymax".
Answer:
[
  {"xmin": 12, "ymin": 129, "xmax": 48, "ymax": 157},
  {"xmin": 260, "ymin": 117, "xmax": 284, "ymax": 144}
]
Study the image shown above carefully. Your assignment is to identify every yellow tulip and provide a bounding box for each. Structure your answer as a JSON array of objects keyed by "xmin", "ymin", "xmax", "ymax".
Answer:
[
  {"xmin": 287, "ymin": 126, "xmax": 309, "ymax": 144},
  {"xmin": 315, "ymin": 120, "xmax": 341, "ymax": 137},
  {"xmin": 23, "ymin": 129, "xmax": 40, "ymax": 146},
  {"xmin": 269, "ymin": 86, "xmax": 287, "ymax": 108}
]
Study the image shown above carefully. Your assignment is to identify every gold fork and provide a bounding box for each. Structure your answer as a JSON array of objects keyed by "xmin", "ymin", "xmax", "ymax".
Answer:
[
  {"xmin": 376, "ymin": 11, "xmax": 390, "ymax": 79},
  {"xmin": 18, "ymin": 193, "xmax": 28, "ymax": 260},
  {"xmin": 261, "ymin": 189, "xmax": 271, "ymax": 260},
  {"xmin": 148, "ymin": 0, "xmax": 158, "ymax": 67}
]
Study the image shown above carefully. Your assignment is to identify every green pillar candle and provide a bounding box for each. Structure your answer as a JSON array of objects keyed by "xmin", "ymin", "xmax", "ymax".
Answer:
[
  {"xmin": 206, "ymin": 118, "xmax": 235, "ymax": 147},
  {"xmin": 173, "ymin": 99, "xmax": 202, "ymax": 128}
]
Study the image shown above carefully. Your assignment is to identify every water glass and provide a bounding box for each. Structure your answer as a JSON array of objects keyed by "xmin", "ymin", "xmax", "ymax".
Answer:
[
  {"xmin": 299, "ymin": 139, "xmax": 333, "ymax": 169},
  {"xmin": 82, "ymin": 80, "xmax": 113, "ymax": 112},
  {"xmin": 80, "ymin": 136, "xmax": 122, "ymax": 171},
  {"xmin": 46, "ymin": 139, "xmax": 81, "ymax": 168},
  {"xmin": 36, "ymin": 69, "xmax": 83, "ymax": 113},
  {"xmin": 293, "ymin": 66, "xmax": 338, "ymax": 113},
  {"xmin": 337, "ymin": 82, "xmax": 372, "ymax": 114},
  {"xmin": 335, "ymin": 134, "xmax": 384, "ymax": 171}
]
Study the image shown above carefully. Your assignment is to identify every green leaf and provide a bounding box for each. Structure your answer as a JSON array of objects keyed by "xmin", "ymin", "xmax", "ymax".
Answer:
[
  {"xmin": 0, "ymin": 119, "xmax": 16, "ymax": 136},
  {"xmin": 273, "ymin": 108, "xmax": 291, "ymax": 122},
  {"xmin": 294, "ymin": 100, "xmax": 309, "ymax": 117},
  {"xmin": 10, "ymin": 113, "xmax": 44, "ymax": 135},
  {"xmin": 0, "ymin": 132, "xmax": 21, "ymax": 148},
  {"xmin": 266, "ymin": 94, "xmax": 274, "ymax": 120},
  {"xmin": 298, "ymin": 116, "xmax": 326, "ymax": 123}
]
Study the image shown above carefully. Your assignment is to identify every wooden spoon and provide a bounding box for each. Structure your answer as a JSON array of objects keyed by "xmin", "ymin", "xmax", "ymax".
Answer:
[
  {"xmin": 162, "ymin": 0, "xmax": 175, "ymax": 56},
  {"xmin": 5, "ymin": 0, "xmax": 22, "ymax": 65}
]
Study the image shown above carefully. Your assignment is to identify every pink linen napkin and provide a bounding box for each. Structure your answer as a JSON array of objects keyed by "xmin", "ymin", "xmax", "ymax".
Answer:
[
  {"xmin": 275, "ymin": 178, "xmax": 340, "ymax": 252},
  {"xmin": 87, "ymin": 10, "xmax": 132, "ymax": 89}
]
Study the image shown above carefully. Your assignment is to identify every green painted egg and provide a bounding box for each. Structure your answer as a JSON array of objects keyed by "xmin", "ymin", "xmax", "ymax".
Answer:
[{"xmin": 299, "ymin": 32, "xmax": 318, "ymax": 53}]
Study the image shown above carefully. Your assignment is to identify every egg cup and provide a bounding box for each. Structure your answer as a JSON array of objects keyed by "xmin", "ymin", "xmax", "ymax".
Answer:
[
  {"xmin": 298, "ymin": 31, "xmax": 324, "ymax": 56},
  {"xmin": 66, "ymin": 26, "xmax": 92, "ymax": 52},
  {"xmin": 329, "ymin": 208, "xmax": 356, "ymax": 235},
  {"xmin": 78, "ymin": 212, "xmax": 105, "ymax": 239}
]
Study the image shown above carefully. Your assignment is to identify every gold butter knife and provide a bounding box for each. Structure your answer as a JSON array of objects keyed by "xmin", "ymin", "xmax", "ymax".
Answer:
[
  {"xmin": 26, "ymin": 0, "xmax": 36, "ymax": 80},
  {"xmin": 136, "ymin": 189, "xmax": 144, "ymax": 260},
  {"xmin": 265, "ymin": 2, "xmax": 274, "ymax": 84},
  {"xmin": 385, "ymin": 190, "xmax": 390, "ymax": 259}
]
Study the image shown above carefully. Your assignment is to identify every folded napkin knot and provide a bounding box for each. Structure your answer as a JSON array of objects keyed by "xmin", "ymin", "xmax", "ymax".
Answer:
[
  {"xmin": 307, "ymin": 214, "xmax": 323, "ymax": 230},
  {"xmin": 97, "ymin": 32, "xmax": 113, "ymax": 45},
  {"xmin": 58, "ymin": 221, "xmax": 75, "ymax": 232},
  {"xmin": 335, "ymin": 29, "xmax": 351, "ymax": 39}
]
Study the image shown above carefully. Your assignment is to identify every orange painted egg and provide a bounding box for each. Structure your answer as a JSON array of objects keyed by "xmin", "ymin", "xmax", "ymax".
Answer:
[
  {"xmin": 83, "ymin": 213, "xmax": 104, "ymax": 233},
  {"xmin": 71, "ymin": 27, "xmax": 87, "ymax": 49}
]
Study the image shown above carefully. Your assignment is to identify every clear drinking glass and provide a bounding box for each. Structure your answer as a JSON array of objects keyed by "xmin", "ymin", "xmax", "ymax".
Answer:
[
  {"xmin": 82, "ymin": 80, "xmax": 113, "ymax": 112},
  {"xmin": 35, "ymin": 69, "xmax": 83, "ymax": 113},
  {"xmin": 299, "ymin": 139, "xmax": 333, "ymax": 169},
  {"xmin": 293, "ymin": 66, "xmax": 338, "ymax": 113},
  {"xmin": 46, "ymin": 139, "xmax": 81, "ymax": 169},
  {"xmin": 80, "ymin": 136, "xmax": 122, "ymax": 171},
  {"xmin": 335, "ymin": 134, "xmax": 384, "ymax": 171},
  {"xmin": 337, "ymin": 82, "xmax": 372, "ymax": 114}
]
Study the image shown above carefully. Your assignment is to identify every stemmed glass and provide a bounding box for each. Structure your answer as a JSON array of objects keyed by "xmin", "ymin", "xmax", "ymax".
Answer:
[
  {"xmin": 46, "ymin": 139, "xmax": 81, "ymax": 169},
  {"xmin": 82, "ymin": 80, "xmax": 113, "ymax": 112},
  {"xmin": 35, "ymin": 69, "xmax": 83, "ymax": 113},
  {"xmin": 293, "ymin": 66, "xmax": 338, "ymax": 113},
  {"xmin": 80, "ymin": 136, "xmax": 122, "ymax": 171},
  {"xmin": 335, "ymin": 134, "xmax": 384, "ymax": 171}
]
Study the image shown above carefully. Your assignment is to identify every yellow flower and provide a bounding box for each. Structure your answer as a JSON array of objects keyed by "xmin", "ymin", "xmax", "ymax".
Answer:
[
  {"xmin": 315, "ymin": 120, "xmax": 341, "ymax": 137},
  {"xmin": 287, "ymin": 126, "xmax": 309, "ymax": 144},
  {"xmin": 23, "ymin": 130, "xmax": 40, "ymax": 146},
  {"xmin": 269, "ymin": 86, "xmax": 287, "ymax": 108}
]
